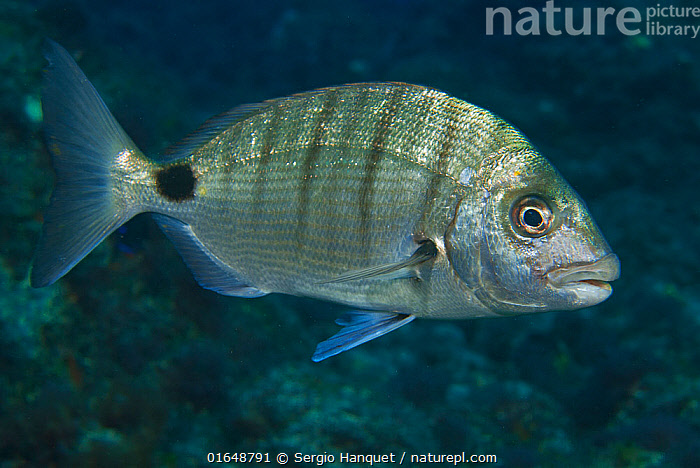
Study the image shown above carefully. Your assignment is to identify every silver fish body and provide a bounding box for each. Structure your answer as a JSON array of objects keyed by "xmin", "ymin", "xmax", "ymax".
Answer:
[{"xmin": 32, "ymin": 41, "xmax": 620, "ymax": 360}]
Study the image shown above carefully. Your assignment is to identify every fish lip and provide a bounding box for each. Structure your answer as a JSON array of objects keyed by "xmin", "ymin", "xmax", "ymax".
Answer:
[{"xmin": 547, "ymin": 253, "xmax": 621, "ymax": 289}]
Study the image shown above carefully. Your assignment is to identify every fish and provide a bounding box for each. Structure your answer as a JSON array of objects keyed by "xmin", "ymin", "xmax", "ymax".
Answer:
[{"xmin": 31, "ymin": 41, "xmax": 620, "ymax": 361}]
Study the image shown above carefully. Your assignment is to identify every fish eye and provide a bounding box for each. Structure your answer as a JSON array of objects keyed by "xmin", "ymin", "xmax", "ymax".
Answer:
[{"xmin": 510, "ymin": 195, "xmax": 553, "ymax": 237}]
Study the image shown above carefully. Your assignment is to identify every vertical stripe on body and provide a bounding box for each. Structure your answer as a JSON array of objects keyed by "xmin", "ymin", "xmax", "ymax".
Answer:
[
  {"xmin": 254, "ymin": 105, "xmax": 281, "ymax": 205},
  {"xmin": 358, "ymin": 87, "xmax": 404, "ymax": 252},
  {"xmin": 339, "ymin": 88, "xmax": 370, "ymax": 148},
  {"xmin": 419, "ymin": 102, "xmax": 458, "ymax": 231},
  {"xmin": 296, "ymin": 90, "xmax": 339, "ymax": 249}
]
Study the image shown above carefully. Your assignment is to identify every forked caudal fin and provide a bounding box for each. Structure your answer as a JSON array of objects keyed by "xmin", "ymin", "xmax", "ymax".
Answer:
[{"xmin": 31, "ymin": 40, "xmax": 145, "ymax": 287}]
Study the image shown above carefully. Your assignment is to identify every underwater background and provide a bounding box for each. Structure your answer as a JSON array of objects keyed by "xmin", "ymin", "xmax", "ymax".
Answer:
[{"xmin": 1, "ymin": 0, "xmax": 699, "ymax": 466}]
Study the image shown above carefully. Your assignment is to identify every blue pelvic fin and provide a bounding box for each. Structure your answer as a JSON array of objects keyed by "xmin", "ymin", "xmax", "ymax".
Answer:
[
  {"xmin": 312, "ymin": 311, "xmax": 415, "ymax": 362},
  {"xmin": 31, "ymin": 40, "xmax": 144, "ymax": 287},
  {"xmin": 152, "ymin": 214, "xmax": 268, "ymax": 298}
]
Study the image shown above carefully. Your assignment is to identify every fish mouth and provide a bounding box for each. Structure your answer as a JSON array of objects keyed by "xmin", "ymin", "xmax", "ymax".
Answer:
[{"xmin": 547, "ymin": 253, "xmax": 621, "ymax": 303}]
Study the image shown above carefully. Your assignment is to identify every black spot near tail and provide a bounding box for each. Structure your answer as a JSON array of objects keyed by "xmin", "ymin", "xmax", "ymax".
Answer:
[{"xmin": 155, "ymin": 164, "xmax": 196, "ymax": 202}]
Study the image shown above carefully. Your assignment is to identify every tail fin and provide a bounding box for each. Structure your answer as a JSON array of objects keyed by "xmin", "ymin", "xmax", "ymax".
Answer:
[{"xmin": 31, "ymin": 40, "xmax": 143, "ymax": 287}]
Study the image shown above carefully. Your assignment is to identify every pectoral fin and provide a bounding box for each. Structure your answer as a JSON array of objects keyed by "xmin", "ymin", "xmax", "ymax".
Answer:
[
  {"xmin": 320, "ymin": 239, "xmax": 437, "ymax": 284},
  {"xmin": 312, "ymin": 311, "xmax": 415, "ymax": 362}
]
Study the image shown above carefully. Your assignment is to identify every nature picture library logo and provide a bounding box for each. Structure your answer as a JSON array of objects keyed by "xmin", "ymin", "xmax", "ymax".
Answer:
[{"xmin": 486, "ymin": 1, "xmax": 700, "ymax": 39}]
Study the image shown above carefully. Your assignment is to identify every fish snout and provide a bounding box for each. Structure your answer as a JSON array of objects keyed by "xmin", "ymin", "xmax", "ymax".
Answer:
[{"xmin": 546, "ymin": 253, "xmax": 620, "ymax": 307}]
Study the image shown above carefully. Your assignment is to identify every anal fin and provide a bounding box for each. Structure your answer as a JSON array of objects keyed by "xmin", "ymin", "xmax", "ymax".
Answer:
[
  {"xmin": 312, "ymin": 311, "xmax": 415, "ymax": 362},
  {"xmin": 152, "ymin": 214, "xmax": 268, "ymax": 298}
]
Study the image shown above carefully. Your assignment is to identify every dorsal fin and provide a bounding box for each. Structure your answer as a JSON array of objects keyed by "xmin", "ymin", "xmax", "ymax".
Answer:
[
  {"xmin": 161, "ymin": 102, "xmax": 270, "ymax": 162},
  {"xmin": 160, "ymin": 84, "xmax": 385, "ymax": 163}
]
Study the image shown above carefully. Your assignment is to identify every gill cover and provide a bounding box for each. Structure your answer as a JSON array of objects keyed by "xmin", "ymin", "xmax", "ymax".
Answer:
[{"xmin": 445, "ymin": 185, "xmax": 542, "ymax": 315}]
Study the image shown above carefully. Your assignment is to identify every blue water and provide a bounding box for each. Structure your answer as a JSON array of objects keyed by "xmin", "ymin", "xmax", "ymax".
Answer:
[{"xmin": 1, "ymin": 0, "xmax": 699, "ymax": 466}]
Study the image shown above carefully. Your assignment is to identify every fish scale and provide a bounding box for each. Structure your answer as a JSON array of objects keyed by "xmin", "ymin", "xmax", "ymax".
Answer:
[{"xmin": 32, "ymin": 41, "xmax": 619, "ymax": 361}]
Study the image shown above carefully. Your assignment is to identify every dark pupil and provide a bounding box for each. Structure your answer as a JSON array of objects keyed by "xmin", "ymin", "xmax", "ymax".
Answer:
[{"xmin": 523, "ymin": 208, "xmax": 543, "ymax": 228}]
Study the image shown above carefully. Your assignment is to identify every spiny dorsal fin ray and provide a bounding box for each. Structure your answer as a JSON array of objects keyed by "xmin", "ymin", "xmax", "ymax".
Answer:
[
  {"xmin": 312, "ymin": 311, "xmax": 415, "ymax": 362},
  {"xmin": 161, "ymin": 103, "xmax": 270, "ymax": 162},
  {"xmin": 319, "ymin": 239, "xmax": 437, "ymax": 284}
]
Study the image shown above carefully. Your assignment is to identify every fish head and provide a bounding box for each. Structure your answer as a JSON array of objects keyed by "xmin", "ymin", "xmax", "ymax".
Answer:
[{"xmin": 446, "ymin": 146, "xmax": 620, "ymax": 315}]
